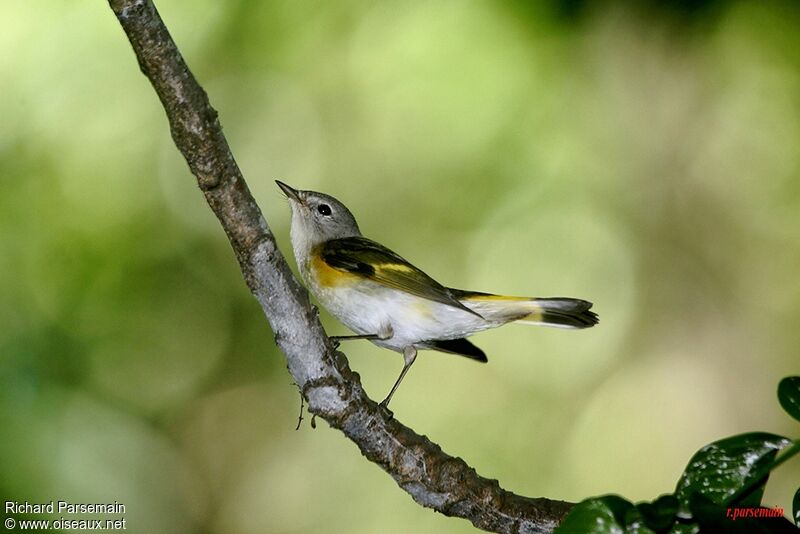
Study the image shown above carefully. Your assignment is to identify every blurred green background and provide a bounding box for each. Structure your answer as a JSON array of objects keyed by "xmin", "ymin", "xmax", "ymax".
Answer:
[{"xmin": 2, "ymin": 0, "xmax": 799, "ymax": 532}]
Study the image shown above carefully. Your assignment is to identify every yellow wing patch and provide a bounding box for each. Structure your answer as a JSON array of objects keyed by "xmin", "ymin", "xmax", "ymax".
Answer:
[{"xmin": 373, "ymin": 263, "xmax": 415, "ymax": 275}]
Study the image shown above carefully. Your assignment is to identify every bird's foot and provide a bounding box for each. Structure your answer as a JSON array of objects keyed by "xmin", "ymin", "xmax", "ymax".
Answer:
[{"xmin": 378, "ymin": 399, "xmax": 394, "ymax": 420}]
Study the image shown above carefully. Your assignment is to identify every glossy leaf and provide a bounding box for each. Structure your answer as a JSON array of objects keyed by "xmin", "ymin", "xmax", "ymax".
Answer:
[
  {"xmin": 622, "ymin": 506, "xmax": 657, "ymax": 534},
  {"xmin": 778, "ymin": 376, "xmax": 800, "ymax": 422},
  {"xmin": 675, "ymin": 432, "xmax": 791, "ymax": 507},
  {"xmin": 794, "ymin": 487, "xmax": 799, "ymax": 528},
  {"xmin": 635, "ymin": 494, "xmax": 679, "ymax": 532},
  {"xmin": 687, "ymin": 493, "xmax": 723, "ymax": 527},
  {"xmin": 689, "ymin": 493, "xmax": 798, "ymax": 533},
  {"xmin": 554, "ymin": 495, "xmax": 631, "ymax": 533}
]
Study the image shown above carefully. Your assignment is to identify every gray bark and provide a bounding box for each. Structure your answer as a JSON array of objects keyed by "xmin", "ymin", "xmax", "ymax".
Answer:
[{"xmin": 107, "ymin": 1, "xmax": 574, "ymax": 531}]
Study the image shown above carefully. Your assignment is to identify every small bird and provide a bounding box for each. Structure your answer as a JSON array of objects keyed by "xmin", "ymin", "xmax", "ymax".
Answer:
[{"xmin": 277, "ymin": 181, "xmax": 598, "ymax": 408}]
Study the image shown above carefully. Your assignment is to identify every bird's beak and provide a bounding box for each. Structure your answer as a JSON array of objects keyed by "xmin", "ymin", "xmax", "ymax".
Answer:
[{"xmin": 275, "ymin": 180, "xmax": 302, "ymax": 203}]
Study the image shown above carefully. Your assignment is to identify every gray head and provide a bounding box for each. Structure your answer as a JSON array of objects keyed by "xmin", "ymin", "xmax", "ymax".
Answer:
[{"xmin": 276, "ymin": 181, "xmax": 362, "ymax": 254}]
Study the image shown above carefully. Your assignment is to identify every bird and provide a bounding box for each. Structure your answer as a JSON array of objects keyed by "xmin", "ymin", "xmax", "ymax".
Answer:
[{"xmin": 276, "ymin": 181, "xmax": 598, "ymax": 408}]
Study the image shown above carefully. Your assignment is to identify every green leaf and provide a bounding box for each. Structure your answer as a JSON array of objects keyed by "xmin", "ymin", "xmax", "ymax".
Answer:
[
  {"xmin": 635, "ymin": 494, "xmax": 679, "ymax": 532},
  {"xmin": 621, "ymin": 506, "xmax": 657, "ymax": 534},
  {"xmin": 689, "ymin": 493, "xmax": 797, "ymax": 533},
  {"xmin": 675, "ymin": 432, "xmax": 791, "ymax": 507},
  {"xmin": 687, "ymin": 493, "xmax": 723, "ymax": 526},
  {"xmin": 778, "ymin": 376, "xmax": 800, "ymax": 422},
  {"xmin": 794, "ymin": 487, "xmax": 799, "ymax": 528},
  {"xmin": 555, "ymin": 495, "xmax": 631, "ymax": 533}
]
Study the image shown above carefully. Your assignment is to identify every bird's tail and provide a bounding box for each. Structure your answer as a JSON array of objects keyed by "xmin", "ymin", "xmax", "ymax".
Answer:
[
  {"xmin": 516, "ymin": 297, "xmax": 598, "ymax": 328},
  {"xmin": 453, "ymin": 290, "xmax": 598, "ymax": 329}
]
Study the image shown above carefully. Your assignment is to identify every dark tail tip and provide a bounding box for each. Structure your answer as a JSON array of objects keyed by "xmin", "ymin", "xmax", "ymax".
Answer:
[{"xmin": 537, "ymin": 298, "xmax": 599, "ymax": 329}]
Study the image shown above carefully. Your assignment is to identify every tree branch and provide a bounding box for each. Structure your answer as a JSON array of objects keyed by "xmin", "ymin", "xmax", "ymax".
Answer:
[{"xmin": 107, "ymin": 1, "xmax": 574, "ymax": 531}]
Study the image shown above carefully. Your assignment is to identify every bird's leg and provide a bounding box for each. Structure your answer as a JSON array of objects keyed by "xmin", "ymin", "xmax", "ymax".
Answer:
[
  {"xmin": 331, "ymin": 333, "xmax": 382, "ymax": 342},
  {"xmin": 379, "ymin": 345, "xmax": 417, "ymax": 410},
  {"xmin": 330, "ymin": 325, "xmax": 393, "ymax": 348}
]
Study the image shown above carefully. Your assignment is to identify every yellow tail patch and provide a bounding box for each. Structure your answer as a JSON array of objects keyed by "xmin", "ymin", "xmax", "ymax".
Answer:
[
  {"xmin": 517, "ymin": 309, "xmax": 544, "ymax": 324},
  {"xmin": 456, "ymin": 293, "xmax": 598, "ymax": 329}
]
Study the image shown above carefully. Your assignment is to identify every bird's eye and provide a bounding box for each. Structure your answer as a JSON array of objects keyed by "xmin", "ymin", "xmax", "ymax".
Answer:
[{"xmin": 317, "ymin": 204, "xmax": 332, "ymax": 216}]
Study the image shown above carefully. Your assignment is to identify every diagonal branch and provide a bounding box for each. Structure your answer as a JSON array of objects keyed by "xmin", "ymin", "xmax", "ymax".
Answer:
[{"xmin": 107, "ymin": 1, "xmax": 574, "ymax": 531}]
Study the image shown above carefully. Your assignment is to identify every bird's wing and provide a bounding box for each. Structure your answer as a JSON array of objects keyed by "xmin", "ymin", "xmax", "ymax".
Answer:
[{"xmin": 319, "ymin": 236, "xmax": 482, "ymax": 317}]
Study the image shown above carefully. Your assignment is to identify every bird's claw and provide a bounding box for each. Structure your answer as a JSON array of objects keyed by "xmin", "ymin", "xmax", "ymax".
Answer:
[{"xmin": 378, "ymin": 400, "xmax": 394, "ymax": 420}]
